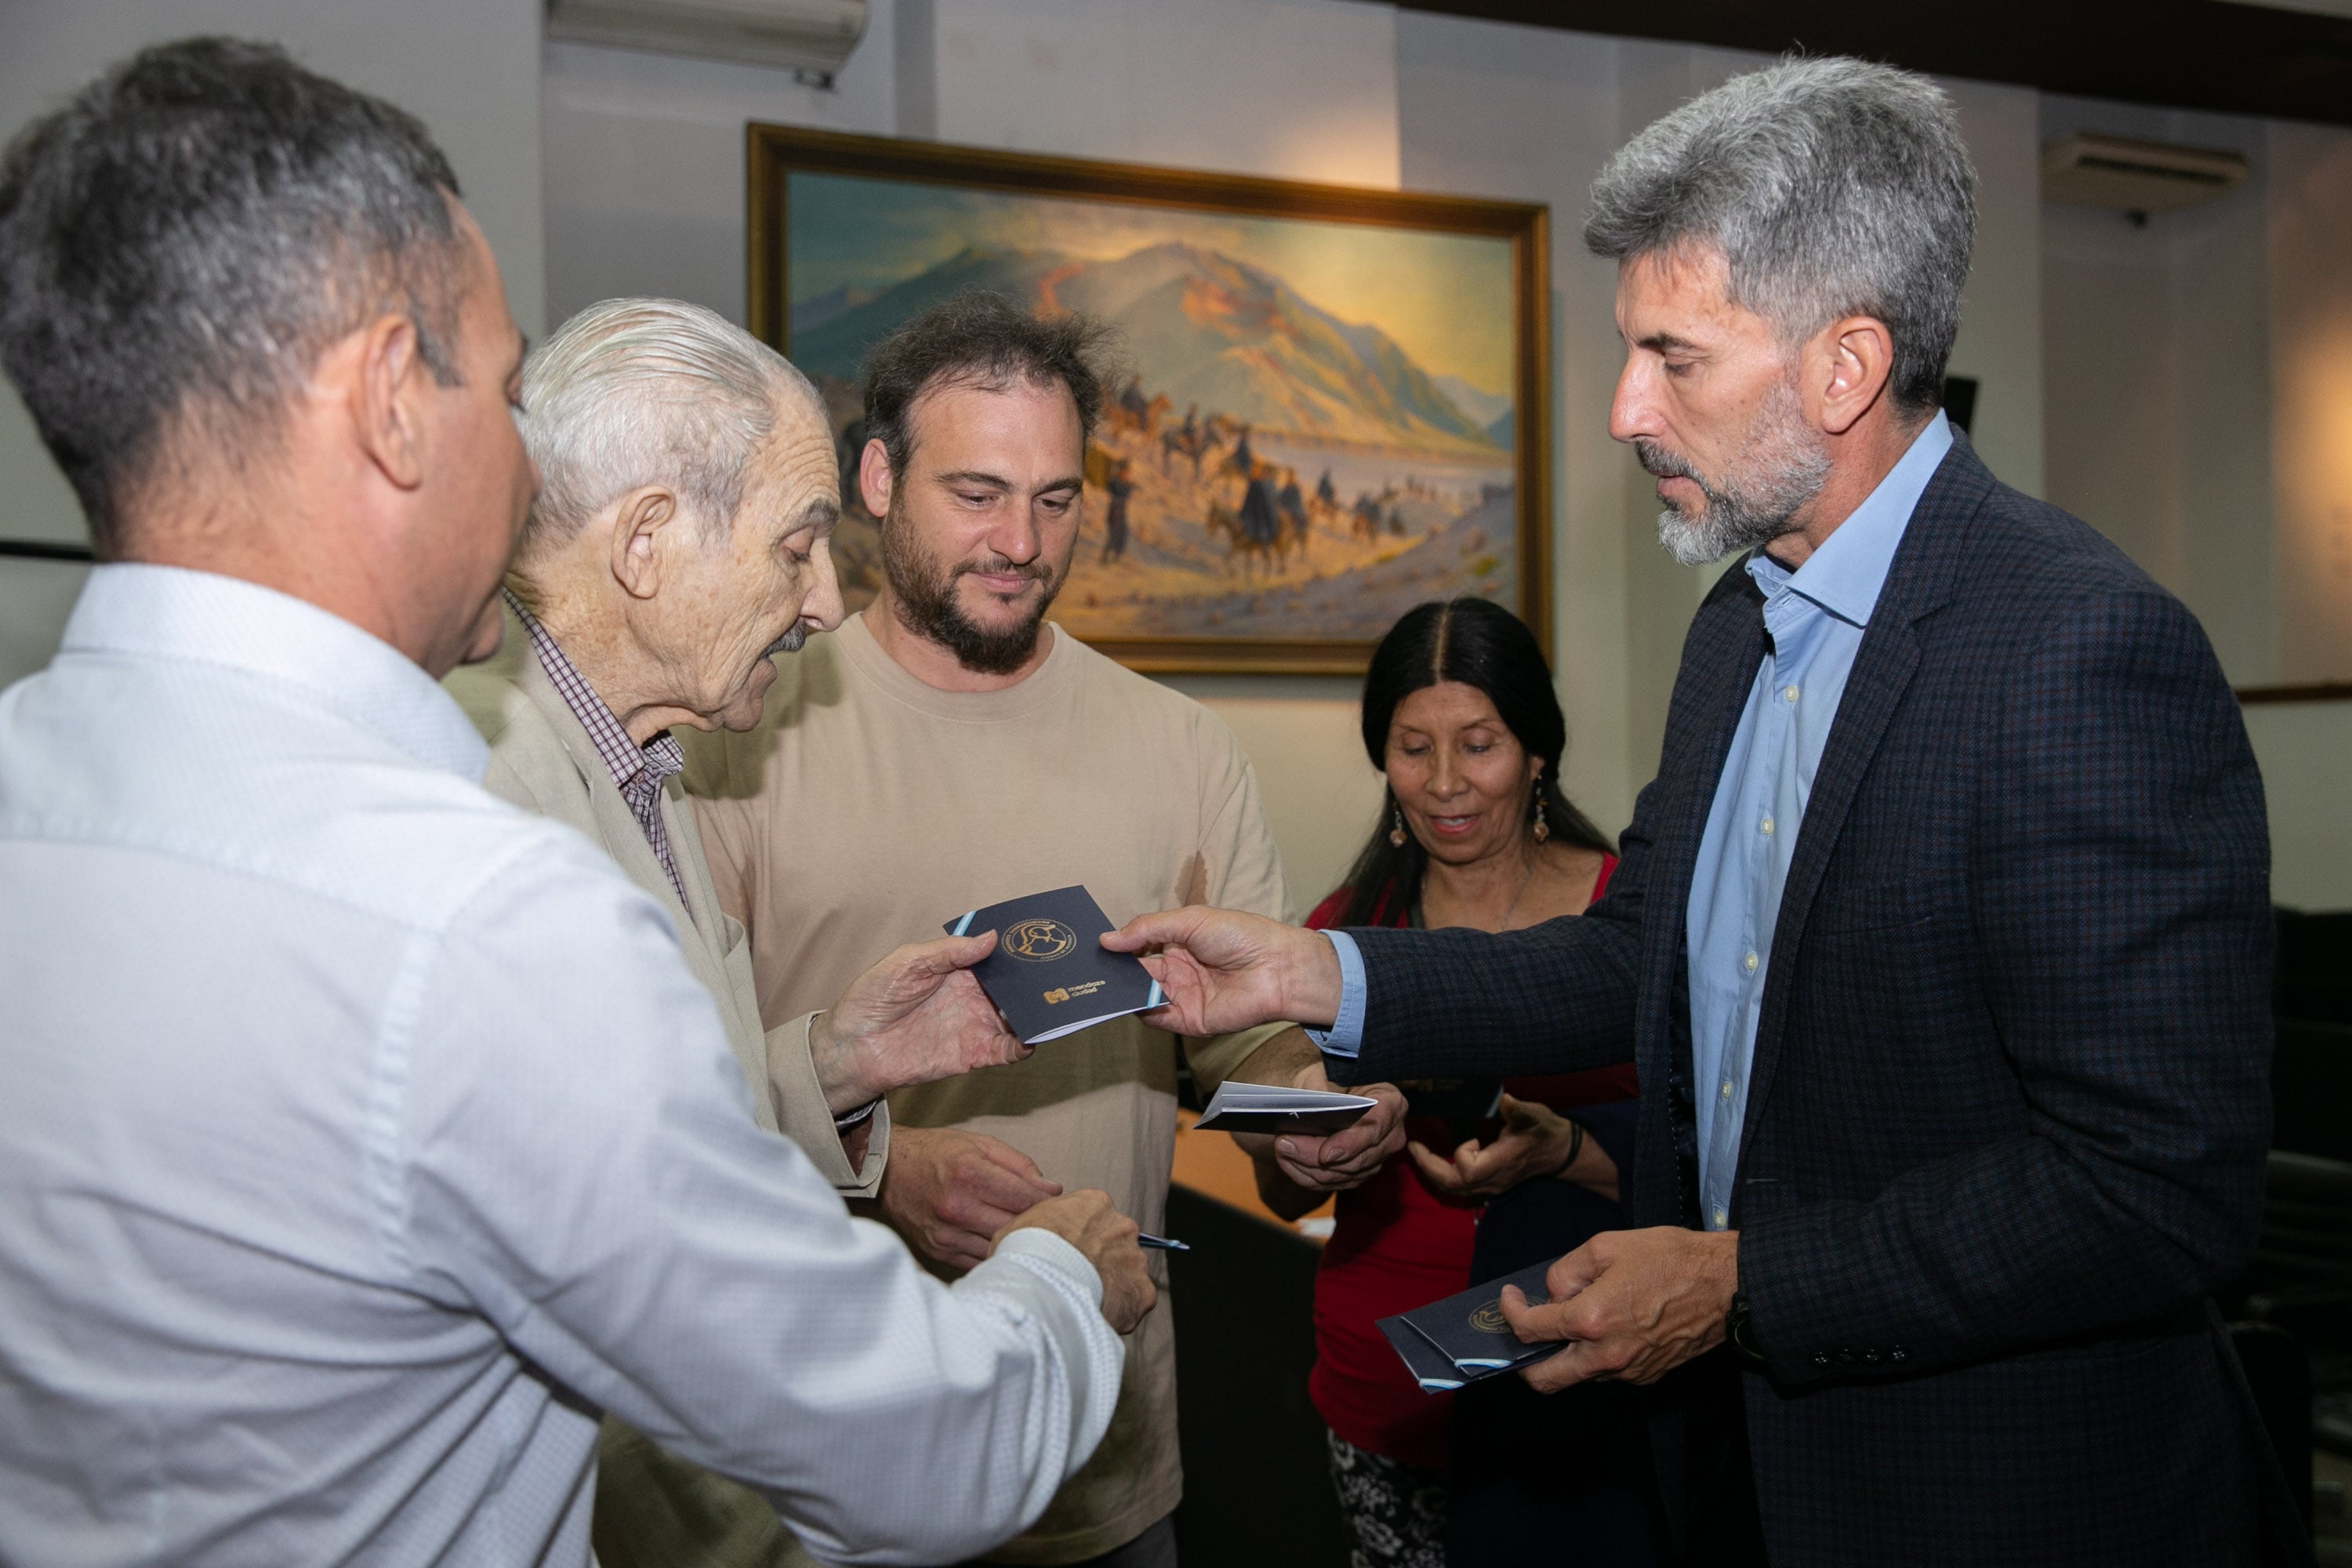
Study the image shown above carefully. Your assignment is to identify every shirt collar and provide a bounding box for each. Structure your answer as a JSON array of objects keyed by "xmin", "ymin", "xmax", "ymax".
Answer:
[
  {"xmin": 1748, "ymin": 410, "xmax": 1953, "ymax": 629},
  {"xmin": 58, "ymin": 562, "xmax": 488, "ymax": 779},
  {"xmin": 507, "ymin": 591, "xmax": 684, "ymax": 796}
]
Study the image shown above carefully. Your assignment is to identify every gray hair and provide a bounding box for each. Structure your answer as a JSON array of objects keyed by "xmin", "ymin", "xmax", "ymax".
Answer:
[
  {"xmin": 519, "ymin": 297, "xmax": 819, "ymax": 546},
  {"xmin": 1584, "ymin": 56, "xmax": 1976, "ymax": 412}
]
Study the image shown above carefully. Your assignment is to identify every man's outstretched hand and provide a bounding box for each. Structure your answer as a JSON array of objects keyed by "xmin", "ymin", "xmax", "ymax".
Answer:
[
  {"xmin": 1498, "ymin": 1226, "xmax": 1740, "ymax": 1392},
  {"xmin": 811, "ymin": 932, "xmax": 1029, "ymax": 1117},
  {"xmin": 1102, "ymin": 906, "xmax": 1341, "ymax": 1038}
]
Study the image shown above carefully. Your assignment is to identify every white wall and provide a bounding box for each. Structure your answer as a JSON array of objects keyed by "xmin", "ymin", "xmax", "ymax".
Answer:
[
  {"xmin": 0, "ymin": 0, "xmax": 547, "ymax": 689},
  {"xmin": 2268, "ymin": 119, "xmax": 2352, "ymax": 686},
  {"xmin": 539, "ymin": 3, "xmax": 2045, "ymax": 904},
  {"xmin": 2041, "ymin": 95, "xmax": 2277, "ymax": 684},
  {"xmin": 2039, "ymin": 98, "xmax": 2352, "ymax": 908},
  {"xmin": 2256, "ymin": 118, "xmax": 2352, "ymax": 911}
]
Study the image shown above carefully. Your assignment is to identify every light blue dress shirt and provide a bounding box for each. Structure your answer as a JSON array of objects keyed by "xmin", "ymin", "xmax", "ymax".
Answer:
[
  {"xmin": 1316, "ymin": 416, "xmax": 1952, "ymax": 1234},
  {"xmin": 1685, "ymin": 412, "xmax": 1951, "ymax": 1230},
  {"xmin": 0, "ymin": 565, "xmax": 1121, "ymax": 1567}
]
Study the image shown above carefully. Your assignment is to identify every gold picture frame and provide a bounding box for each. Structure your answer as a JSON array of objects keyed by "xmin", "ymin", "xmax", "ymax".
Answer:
[{"xmin": 747, "ymin": 125, "xmax": 1550, "ymax": 675}]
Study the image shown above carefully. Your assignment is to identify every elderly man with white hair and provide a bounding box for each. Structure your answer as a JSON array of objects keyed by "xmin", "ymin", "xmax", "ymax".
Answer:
[{"xmin": 446, "ymin": 296, "xmax": 1089, "ymax": 1567}]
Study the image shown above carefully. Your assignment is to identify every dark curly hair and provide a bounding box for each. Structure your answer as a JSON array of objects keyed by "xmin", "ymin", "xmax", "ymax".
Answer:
[{"xmin": 859, "ymin": 290, "xmax": 1114, "ymax": 481}]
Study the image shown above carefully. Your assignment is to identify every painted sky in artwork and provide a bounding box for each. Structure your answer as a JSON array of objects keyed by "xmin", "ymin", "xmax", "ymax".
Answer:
[{"xmin": 787, "ymin": 172, "xmax": 1515, "ymax": 396}]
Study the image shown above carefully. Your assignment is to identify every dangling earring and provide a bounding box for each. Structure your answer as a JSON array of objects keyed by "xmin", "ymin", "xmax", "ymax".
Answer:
[
  {"xmin": 1388, "ymin": 800, "xmax": 1408, "ymax": 848},
  {"xmin": 1531, "ymin": 782, "xmax": 1551, "ymax": 844}
]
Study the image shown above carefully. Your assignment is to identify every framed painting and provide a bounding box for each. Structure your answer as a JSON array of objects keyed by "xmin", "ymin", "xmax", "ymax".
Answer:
[{"xmin": 747, "ymin": 125, "xmax": 1550, "ymax": 674}]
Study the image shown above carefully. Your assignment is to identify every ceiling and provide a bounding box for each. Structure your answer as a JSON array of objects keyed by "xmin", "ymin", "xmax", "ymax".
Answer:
[{"xmin": 1393, "ymin": 0, "xmax": 2352, "ymax": 128}]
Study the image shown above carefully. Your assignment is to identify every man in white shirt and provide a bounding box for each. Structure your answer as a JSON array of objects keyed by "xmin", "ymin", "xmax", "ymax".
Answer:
[{"xmin": 0, "ymin": 38, "xmax": 1149, "ymax": 1567}]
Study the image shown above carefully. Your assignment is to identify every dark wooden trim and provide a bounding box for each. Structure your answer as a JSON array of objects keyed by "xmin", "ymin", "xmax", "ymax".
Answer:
[
  {"xmin": 746, "ymin": 125, "xmax": 1552, "ymax": 677},
  {"xmin": 1388, "ymin": 0, "xmax": 2352, "ymax": 131},
  {"xmin": 2238, "ymin": 683, "xmax": 2352, "ymax": 706},
  {"xmin": 0, "ymin": 538, "xmax": 93, "ymax": 563}
]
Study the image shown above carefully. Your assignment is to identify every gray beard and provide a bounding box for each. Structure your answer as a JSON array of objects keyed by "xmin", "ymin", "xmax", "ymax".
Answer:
[{"xmin": 1640, "ymin": 381, "xmax": 1831, "ymax": 568}]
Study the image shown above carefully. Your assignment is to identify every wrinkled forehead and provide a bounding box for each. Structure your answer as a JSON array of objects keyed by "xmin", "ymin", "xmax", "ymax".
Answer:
[{"xmin": 739, "ymin": 405, "xmax": 842, "ymax": 523}]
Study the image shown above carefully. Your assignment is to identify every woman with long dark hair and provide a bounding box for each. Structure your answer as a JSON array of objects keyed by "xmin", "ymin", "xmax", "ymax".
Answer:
[{"xmin": 1248, "ymin": 597, "xmax": 1657, "ymax": 1568}]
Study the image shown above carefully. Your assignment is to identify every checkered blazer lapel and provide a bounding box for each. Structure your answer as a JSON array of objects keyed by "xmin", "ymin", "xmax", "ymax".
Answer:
[{"xmin": 1734, "ymin": 435, "xmax": 1998, "ymax": 1179}]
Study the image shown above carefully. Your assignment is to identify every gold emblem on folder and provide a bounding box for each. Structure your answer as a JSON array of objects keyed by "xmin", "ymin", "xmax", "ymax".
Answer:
[
  {"xmin": 1044, "ymin": 987, "xmax": 1071, "ymax": 1004},
  {"xmin": 1004, "ymin": 918, "xmax": 1078, "ymax": 962},
  {"xmin": 1468, "ymin": 1301, "xmax": 1510, "ymax": 1334}
]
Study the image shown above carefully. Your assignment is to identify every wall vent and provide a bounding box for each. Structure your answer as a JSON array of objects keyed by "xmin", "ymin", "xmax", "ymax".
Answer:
[
  {"xmin": 2041, "ymin": 132, "xmax": 2249, "ymax": 218},
  {"xmin": 547, "ymin": 0, "xmax": 868, "ymax": 83}
]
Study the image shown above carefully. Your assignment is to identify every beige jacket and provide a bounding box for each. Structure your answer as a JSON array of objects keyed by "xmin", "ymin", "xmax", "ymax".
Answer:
[
  {"xmin": 445, "ymin": 617, "xmax": 871, "ymax": 1568},
  {"xmin": 443, "ymin": 615, "xmax": 885, "ymax": 1193}
]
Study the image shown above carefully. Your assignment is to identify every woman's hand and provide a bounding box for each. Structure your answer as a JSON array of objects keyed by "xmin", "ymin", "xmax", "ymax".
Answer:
[
  {"xmin": 1406, "ymin": 1093, "xmax": 1619, "ymax": 1203},
  {"xmin": 1240, "ymin": 1134, "xmax": 1335, "ymax": 1221}
]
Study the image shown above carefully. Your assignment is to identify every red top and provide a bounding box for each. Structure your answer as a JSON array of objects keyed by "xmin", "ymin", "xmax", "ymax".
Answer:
[{"xmin": 1302, "ymin": 856, "xmax": 1628, "ymax": 1470}]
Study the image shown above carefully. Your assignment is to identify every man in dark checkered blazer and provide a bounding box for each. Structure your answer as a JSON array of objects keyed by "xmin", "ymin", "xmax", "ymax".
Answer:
[{"xmin": 1113, "ymin": 57, "xmax": 2299, "ymax": 1567}]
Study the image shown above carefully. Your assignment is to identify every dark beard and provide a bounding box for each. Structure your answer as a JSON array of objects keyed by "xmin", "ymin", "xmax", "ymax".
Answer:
[{"xmin": 880, "ymin": 506, "xmax": 1062, "ymax": 675}]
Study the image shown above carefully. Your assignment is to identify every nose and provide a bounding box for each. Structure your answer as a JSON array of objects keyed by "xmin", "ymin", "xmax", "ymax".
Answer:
[
  {"xmin": 803, "ymin": 538, "xmax": 845, "ymax": 633},
  {"xmin": 990, "ymin": 505, "xmax": 1043, "ymax": 566},
  {"xmin": 1608, "ymin": 352, "xmax": 1659, "ymax": 448},
  {"xmin": 1428, "ymin": 746, "xmax": 1466, "ymax": 800}
]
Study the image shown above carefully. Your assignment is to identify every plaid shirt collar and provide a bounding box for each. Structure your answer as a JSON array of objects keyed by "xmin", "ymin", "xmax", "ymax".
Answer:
[
  {"xmin": 507, "ymin": 592, "xmax": 691, "ymax": 913},
  {"xmin": 508, "ymin": 592, "xmax": 685, "ymax": 794}
]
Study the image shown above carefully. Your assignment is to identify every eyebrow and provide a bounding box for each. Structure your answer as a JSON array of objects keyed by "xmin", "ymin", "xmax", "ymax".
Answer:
[
  {"xmin": 931, "ymin": 469, "xmax": 1084, "ymax": 496},
  {"xmin": 791, "ymin": 495, "xmax": 840, "ymax": 532},
  {"xmin": 1634, "ymin": 331, "xmax": 1705, "ymax": 355},
  {"xmin": 934, "ymin": 469, "xmax": 1011, "ymax": 491}
]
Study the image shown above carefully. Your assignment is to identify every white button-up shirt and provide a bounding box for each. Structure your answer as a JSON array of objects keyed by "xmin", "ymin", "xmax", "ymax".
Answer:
[{"xmin": 0, "ymin": 564, "xmax": 1120, "ymax": 1567}]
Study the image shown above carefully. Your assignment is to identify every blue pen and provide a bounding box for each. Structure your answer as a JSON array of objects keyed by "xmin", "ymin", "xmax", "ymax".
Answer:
[{"xmin": 1137, "ymin": 1232, "xmax": 1189, "ymax": 1251}]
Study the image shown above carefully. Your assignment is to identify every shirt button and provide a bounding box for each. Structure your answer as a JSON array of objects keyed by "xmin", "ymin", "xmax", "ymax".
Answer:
[
  {"xmin": 1720, "ymin": 1080, "xmax": 1734, "ymax": 1100},
  {"xmin": 1743, "ymin": 951, "xmax": 1759, "ymax": 973},
  {"xmin": 1783, "ymin": 685, "xmax": 1800, "ymax": 702},
  {"xmin": 1712, "ymin": 1208, "xmax": 1727, "ymax": 1228},
  {"xmin": 1759, "ymin": 815, "xmax": 1774, "ymax": 836}
]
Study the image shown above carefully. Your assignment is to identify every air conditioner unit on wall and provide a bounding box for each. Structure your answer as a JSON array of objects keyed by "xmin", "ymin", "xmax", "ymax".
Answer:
[
  {"xmin": 547, "ymin": 0, "xmax": 868, "ymax": 81},
  {"xmin": 2041, "ymin": 132, "xmax": 2249, "ymax": 219}
]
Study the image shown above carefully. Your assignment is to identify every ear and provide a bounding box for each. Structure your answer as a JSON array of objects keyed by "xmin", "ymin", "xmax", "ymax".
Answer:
[
  {"xmin": 346, "ymin": 314, "xmax": 431, "ymax": 491},
  {"xmin": 608, "ymin": 486, "xmax": 679, "ymax": 601},
  {"xmin": 1810, "ymin": 314, "xmax": 1896, "ymax": 437},
  {"xmin": 858, "ymin": 437, "xmax": 894, "ymax": 518}
]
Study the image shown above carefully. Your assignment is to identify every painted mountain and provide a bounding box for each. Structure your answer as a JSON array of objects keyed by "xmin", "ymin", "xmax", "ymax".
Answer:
[
  {"xmin": 790, "ymin": 240, "xmax": 1506, "ymax": 455},
  {"xmin": 1432, "ymin": 373, "xmax": 1511, "ymax": 430}
]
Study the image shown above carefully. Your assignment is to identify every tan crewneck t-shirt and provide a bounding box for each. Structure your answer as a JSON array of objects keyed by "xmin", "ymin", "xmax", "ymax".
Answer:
[{"xmin": 684, "ymin": 611, "xmax": 1292, "ymax": 1563}]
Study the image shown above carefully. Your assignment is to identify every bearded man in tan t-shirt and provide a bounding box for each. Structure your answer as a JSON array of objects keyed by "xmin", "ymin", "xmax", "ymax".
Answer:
[{"xmin": 685, "ymin": 294, "xmax": 1409, "ymax": 1567}]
